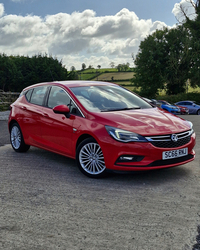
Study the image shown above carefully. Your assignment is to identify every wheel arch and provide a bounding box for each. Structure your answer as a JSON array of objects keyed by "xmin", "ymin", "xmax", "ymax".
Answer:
[
  {"xmin": 8, "ymin": 119, "xmax": 19, "ymax": 132},
  {"xmin": 76, "ymin": 134, "xmax": 96, "ymax": 149}
]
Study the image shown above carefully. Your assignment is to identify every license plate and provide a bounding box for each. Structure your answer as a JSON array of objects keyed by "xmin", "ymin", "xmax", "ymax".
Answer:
[{"xmin": 162, "ymin": 148, "xmax": 188, "ymax": 160}]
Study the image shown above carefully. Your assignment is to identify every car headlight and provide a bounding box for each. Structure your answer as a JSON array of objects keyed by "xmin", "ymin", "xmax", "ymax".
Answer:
[
  {"xmin": 105, "ymin": 126, "xmax": 148, "ymax": 143},
  {"xmin": 187, "ymin": 120, "xmax": 193, "ymax": 129},
  {"xmin": 186, "ymin": 120, "xmax": 194, "ymax": 134}
]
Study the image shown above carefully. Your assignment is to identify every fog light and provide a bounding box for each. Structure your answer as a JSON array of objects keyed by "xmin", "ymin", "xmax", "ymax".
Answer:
[
  {"xmin": 120, "ymin": 156, "xmax": 134, "ymax": 161},
  {"xmin": 116, "ymin": 155, "xmax": 144, "ymax": 164}
]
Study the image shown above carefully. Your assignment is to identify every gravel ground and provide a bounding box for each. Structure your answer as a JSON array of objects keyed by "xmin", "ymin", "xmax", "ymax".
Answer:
[
  {"xmin": 0, "ymin": 113, "xmax": 200, "ymax": 250},
  {"xmin": 0, "ymin": 110, "xmax": 10, "ymax": 121}
]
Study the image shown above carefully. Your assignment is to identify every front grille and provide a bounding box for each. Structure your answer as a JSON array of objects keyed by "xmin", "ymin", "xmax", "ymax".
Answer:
[{"xmin": 145, "ymin": 130, "xmax": 193, "ymax": 148}]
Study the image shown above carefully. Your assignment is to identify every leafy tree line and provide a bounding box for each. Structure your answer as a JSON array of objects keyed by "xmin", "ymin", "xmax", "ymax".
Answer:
[
  {"xmin": 131, "ymin": 0, "xmax": 200, "ymax": 98},
  {"xmin": 79, "ymin": 62, "xmax": 133, "ymax": 72},
  {"xmin": 0, "ymin": 54, "xmax": 76, "ymax": 92}
]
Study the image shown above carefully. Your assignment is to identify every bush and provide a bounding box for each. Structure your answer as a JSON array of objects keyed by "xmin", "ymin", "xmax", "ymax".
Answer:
[{"xmin": 157, "ymin": 92, "xmax": 200, "ymax": 104}]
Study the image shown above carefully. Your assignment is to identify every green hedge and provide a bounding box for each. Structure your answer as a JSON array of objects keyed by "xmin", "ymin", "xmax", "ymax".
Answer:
[{"xmin": 157, "ymin": 92, "xmax": 200, "ymax": 104}]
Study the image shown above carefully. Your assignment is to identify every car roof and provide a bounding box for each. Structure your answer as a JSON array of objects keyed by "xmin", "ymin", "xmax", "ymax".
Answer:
[
  {"xmin": 177, "ymin": 100, "xmax": 193, "ymax": 102},
  {"xmin": 23, "ymin": 80, "xmax": 117, "ymax": 91}
]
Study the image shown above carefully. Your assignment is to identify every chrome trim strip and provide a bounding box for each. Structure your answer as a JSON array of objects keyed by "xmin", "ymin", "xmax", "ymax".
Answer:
[{"xmin": 145, "ymin": 129, "xmax": 192, "ymax": 142}]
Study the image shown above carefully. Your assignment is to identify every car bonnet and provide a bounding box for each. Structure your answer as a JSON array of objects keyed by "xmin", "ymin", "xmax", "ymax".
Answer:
[{"xmin": 92, "ymin": 108, "xmax": 191, "ymax": 136}]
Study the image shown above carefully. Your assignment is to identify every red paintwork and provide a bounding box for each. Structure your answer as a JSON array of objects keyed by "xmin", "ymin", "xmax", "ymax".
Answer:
[
  {"xmin": 176, "ymin": 105, "xmax": 189, "ymax": 115},
  {"xmin": 8, "ymin": 81, "xmax": 196, "ymax": 172}
]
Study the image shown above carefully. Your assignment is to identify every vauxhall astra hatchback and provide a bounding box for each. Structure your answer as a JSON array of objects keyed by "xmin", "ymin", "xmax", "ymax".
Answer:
[{"xmin": 8, "ymin": 81, "xmax": 196, "ymax": 178}]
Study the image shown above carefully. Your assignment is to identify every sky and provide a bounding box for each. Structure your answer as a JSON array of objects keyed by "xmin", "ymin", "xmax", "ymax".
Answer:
[{"xmin": 0, "ymin": 0, "xmax": 196, "ymax": 70}]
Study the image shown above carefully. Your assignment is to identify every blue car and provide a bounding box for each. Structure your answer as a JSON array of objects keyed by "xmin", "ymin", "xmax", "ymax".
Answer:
[
  {"xmin": 175, "ymin": 101, "xmax": 200, "ymax": 115},
  {"xmin": 158, "ymin": 100, "xmax": 180, "ymax": 115}
]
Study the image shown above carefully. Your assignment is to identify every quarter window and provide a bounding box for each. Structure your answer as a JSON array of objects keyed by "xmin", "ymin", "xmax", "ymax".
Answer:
[{"xmin": 25, "ymin": 89, "xmax": 33, "ymax": 102}]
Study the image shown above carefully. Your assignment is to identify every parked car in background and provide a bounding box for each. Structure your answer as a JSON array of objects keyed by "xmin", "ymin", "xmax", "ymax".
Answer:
[
  {"xmin": 142, "ymin": 97, "xmax": 156, "ymax": 107},
  {"xmin": 151, "ymin": 99, "xmax": 161, "ymax": 107},
  {"xmin": 158, "ymin": 100, "xmax": 180, "ymax": 115},
  {"xmin": 8, "ymin": 81, "xmax": 196, "ymax": 178},
  {"xmin": 175, "ymin": 101, "xmax": 200, "ymax": 115},
  {"xmin": 175, "ymin": 104, "xmax": 189, "ymax": 115},
  {"xmin": 158, "ymin": 100, "xmax": 189, "ymax": 115}
]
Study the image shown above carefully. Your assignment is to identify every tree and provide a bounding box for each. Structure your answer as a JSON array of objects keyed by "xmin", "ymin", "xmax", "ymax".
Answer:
[
  {"xmin": 184, "ymin": 0, "xmax": 200, "ymax": 87},
  {"xmin": 71, "ymin": 66, "xmax": 76, "ymax": 71},
  {"xmin": 97, "ymin": 65, "xmax": 101, "ymax": 69},
  {"xmin": 0, "ymin": 53, "xmax": 75, "ymax": 92},
  {"xmin": 0, "ymin": 54, "xmax": 19, "ymax": 91},
  {"xmin": 164, "ymin": 26, "xmax": 191, "ymax": 94},
  {"xmin": 174, "ymin": 0, "xmax": 198, "ymax": 24},
  {"xmin": 110, "ymin": 62, "xmax": 115, "ymax": 68},
  {"xmin": 175, "ymin": 0, "xmax": 200, "ymax": 87},
  {"xmin": 82, "ymin": 63, "xmax": 86, "ymax": 70},
  {"xmin": 131, "ymin": 29, "xmax": 167, "ymax": 97},
  {"xmin": 131, "ymin": 27, "xmax": 191, "ymax": 97},
  {"xmin": 123, "ymin": 63, "xmax": 130, "ymax": 72},
  {"xmin": 116, "ymin": 64, "xmax": 123, "ymax": 72}
]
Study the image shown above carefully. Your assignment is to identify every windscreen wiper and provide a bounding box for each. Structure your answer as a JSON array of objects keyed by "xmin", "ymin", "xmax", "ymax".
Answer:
[{"xmin": 101, "ymin": 107, "xmax": 141, "ymax": 112}]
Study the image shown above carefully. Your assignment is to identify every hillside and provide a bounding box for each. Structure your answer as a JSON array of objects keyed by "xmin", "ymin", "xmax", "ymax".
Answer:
[
  {"xmin": 78, "ymin": 68, "xmax": 134, "ymax": 84},
  {"xmin": 92, "ymin": 72, "xmax": 134, "ymax": 82}
]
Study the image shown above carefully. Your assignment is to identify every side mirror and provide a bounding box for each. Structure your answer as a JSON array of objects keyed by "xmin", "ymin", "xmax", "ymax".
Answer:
[{"xmin": 53, "ymin": 105, "xmax": 70, "ymax": 118}]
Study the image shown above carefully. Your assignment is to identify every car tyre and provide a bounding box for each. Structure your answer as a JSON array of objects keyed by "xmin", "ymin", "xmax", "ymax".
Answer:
[
  {"xmin": 197, "ymin": 109, "xmax": 200, "ymax": 115},
  {"xmin": 10, "ymin": 123, "xmax": 30, "ymax": 152},
  {"xmin": 76, "ymin": 137, "xmax": 107, "ymax": 178}
]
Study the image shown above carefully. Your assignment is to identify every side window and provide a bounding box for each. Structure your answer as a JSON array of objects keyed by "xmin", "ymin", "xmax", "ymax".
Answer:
[
  {"xmin": 25, "ymin": 89, "xmax": 33, "ymax": 102},
  {"xmin": 70, "ymin": 101, "xmax": 82, "ymax": 116},
  {"xmin": 185, "ymin": 102, "xmax": 191, "ymax": 106},
  {"xmin": 30, "ymin": 86, "xmax": 48, "ymax": 106},
  {"xmin": 47, "ymin": 86, "xmax": 82, "ymax": 116},
  {"xmin": 47, "ymin": 86, "xmax": 71, "ymax": 108}
]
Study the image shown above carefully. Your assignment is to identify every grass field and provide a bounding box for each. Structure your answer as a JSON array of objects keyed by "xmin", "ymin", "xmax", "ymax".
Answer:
[
  {"xmin": 92, "ymin": 72, "xmax": 134, "ymax": 81},
  {"xmin": 77, "ymin": 68, "xmax": 134, "ymax": 81},
  {"xmin": 76, "ymin": 68, "xmax": 200, "ymax": 98},
  {"xmin": 78, "ymin": 73, "xmax": 97, "ymax": 80}
]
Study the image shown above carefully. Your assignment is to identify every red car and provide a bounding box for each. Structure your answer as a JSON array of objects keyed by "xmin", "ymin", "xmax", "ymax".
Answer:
[
  {"xmin": 175, "ymin": 105, "xmax": 189, "ymax": 115},
  {"xmin": 8, "ymin": 81, "xmax": 196, "ymax": 178}
]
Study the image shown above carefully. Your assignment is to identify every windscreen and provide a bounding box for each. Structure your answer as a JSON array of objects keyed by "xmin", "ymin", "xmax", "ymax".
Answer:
[{"xmin": 70, "ymin": 85, "xmax": 152, "ymax": 112}]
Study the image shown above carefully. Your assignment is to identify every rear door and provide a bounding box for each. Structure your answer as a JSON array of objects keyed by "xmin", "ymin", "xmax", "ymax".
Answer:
[{"xmin": 20, "ymin": 85, "xmax": 48, "ymax": 146}]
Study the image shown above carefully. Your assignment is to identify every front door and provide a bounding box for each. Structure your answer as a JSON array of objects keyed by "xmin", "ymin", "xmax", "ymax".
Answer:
[{"xmin": 40, "ymin": 86, "xmax": 75, "ymax": 156}]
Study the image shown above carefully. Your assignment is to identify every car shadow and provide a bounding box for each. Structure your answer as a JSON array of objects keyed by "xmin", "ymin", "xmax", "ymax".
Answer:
[
  {"xmin": 108, "ymin": 166, "xmax": 191, "ymax": 185},
  {"xmin": 26, "ymin": 146, "xmax": 192, "ymax": 187}
]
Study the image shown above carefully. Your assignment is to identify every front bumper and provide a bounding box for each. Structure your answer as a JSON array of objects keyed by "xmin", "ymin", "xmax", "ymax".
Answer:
[
  {"xmin": 170, "ymin": 110, "xmax": 181, "ymax": 115},
  {"xmin": 101, "ymin": 132, "xmax": 196, "ymax": 171}
]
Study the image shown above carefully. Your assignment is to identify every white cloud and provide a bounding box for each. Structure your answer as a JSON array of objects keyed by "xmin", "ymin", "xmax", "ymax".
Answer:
[
  {"xmin": 0, "ymin": 5, "xmax": 169, "ymax": 69},
  {"xmin": 11, "ymin": 0, "xmax": 26, "ymax": 2},
  {"xmin": 0, "ymin": 3, "xmax": 4, "ymax": 17},
  {"xmin": 172, "ymin": 0, "xmax": 197, "ymax": 23}
]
